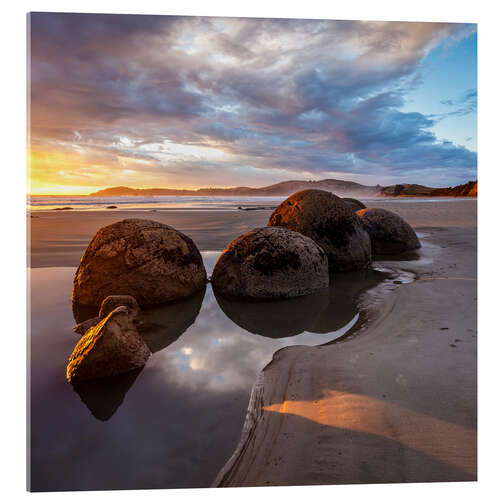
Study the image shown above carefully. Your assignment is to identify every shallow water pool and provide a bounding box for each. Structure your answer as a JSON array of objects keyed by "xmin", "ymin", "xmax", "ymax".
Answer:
[{"xmin": 28, "ymin": 252, "xmax": 387, "ymax": 491}]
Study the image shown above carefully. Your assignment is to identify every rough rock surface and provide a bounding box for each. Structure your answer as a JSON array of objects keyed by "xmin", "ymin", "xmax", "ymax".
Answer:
[
  {"xmin": 73, "ymin": 316, "xmax": 101, "ymax": 335},
  {"xmin": 211, "ymin": 226, "xmax": 329, "ymax": 299},
  {"xmin": 356, "ymin": 208, "xmax": 421, "ymax": 255},
  {"xmin": 67, "ymin": 306, "xmax": 151, "ymax": 382},
  {"xmin": 99, "ymin": 295, "xmax": 140, "ymax": 319},
  {"xmin": 72, "ymin": 219, "xmax": 206, "ymax": 307},
  {"xmin": 74, "ymin": 295, "xmax": 141, "ymax": 335},
  {"xmin": 342, "ymin": 197, "xmax": 366, "ymax": 212},
  {"xmin": 268, "ymin": 190, "xmax": 371, "ymax": 271}
]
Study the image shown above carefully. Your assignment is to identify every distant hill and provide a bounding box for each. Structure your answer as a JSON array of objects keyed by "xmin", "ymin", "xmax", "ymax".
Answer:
[
  {"xmin": 429, "ymin": 180, "xmax": 477, "ymax": 197},
  {"xmin": 90, "ymin": 179, "xmax": 382, "ymax": 198},
  {"xmin": 89, "ymin": 179, "xmax": 477, "ymax": 198},
  {"xmin": 380, "ymin": 180, "xmax": 477, "ymax": 198},
  {"xmin": 379, "ymin": 184, "xmax": 435, "ymax": 197}
]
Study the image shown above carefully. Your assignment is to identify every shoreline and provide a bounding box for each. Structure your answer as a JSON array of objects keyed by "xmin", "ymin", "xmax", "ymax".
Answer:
[
  {"xmin": 213, "ymin": 225, "xmax": 477, "ymax": 486},
  {"xmin": 27, "ymin": 200, "xmax": 477, "ymax": 486},
  {"xmin": 28, "ymin": 199, "xmax": 476, "ymax": 268}
]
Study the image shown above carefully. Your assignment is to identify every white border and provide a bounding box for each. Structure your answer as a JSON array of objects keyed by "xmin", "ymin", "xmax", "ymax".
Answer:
[{"xmin": 3, "ymin": 1, "xmax": 498, "ymax": 499}]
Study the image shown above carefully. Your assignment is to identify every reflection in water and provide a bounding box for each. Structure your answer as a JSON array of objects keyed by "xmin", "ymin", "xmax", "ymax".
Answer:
[
  {"xmin": 29, "ymin": 253, "xmax": 388, "ymax": 492},
  {"xmin": 71, "ymin": 368, "xmax": 144, "ymax": 421},
  {"xmin": 72, "ymin": 301, "xmax": 98, "ymax": 324},
  {"xmin": 215, "ymin": 290, "xmax": 329, "ymax": 338},
  {"xmin": 374, "ymin": 249, "xmax": 420, "ymax": 262},
  {"xmin": 138, "ymin": 287, "xmax": 206, "ymax": 352},
  {"xmin": 310, "ymin": 269, "xmax": 389, "ymax": 333}
]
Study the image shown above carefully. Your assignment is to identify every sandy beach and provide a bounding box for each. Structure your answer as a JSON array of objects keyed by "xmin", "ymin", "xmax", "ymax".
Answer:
[
  {"xmin": 28, "ymin": 199, "xmax": 476, "ymax": 268},
  {"xmin": 214, "ymin": 201, "xmax": 477, "ymax": 485},
  {"xmin": 28, "ymin": 199, "xmax": 477, "ymax": 486}
]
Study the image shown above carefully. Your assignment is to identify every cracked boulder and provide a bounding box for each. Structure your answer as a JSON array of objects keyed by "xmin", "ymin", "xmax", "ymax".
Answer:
[
  {"xmin": 268, "ymin": 189, "xmax": 371, "ymax": 272},
  {"xmin": 66, "ymin": 306, "xmax": 151, "ymax": 382},
  {"xmin": 72, "ymin": 219, "xmax": 206, "ymax": 307},
  {"xmin": 211, "ymin": 226, "xmax": 329, "ymax": 299},
  {"xmin": 356, "ymin": 208, "xmax": 421, "ymax": 255},
  {"xmin": 73, "ymin": 295, "xmax": 141, "ymax": 335}
]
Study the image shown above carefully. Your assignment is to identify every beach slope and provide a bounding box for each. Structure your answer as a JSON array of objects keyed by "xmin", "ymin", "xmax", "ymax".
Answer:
[{"xmin": 214, "ymin": 222, "xmax": 477, "ymax": 485}]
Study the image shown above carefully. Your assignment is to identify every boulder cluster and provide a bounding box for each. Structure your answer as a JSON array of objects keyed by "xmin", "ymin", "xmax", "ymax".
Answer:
[
  {"xmin": 67, "ymin": 192, "xmax": 420, "ymax": 382},
  {"xmin": 267, "ymin": 190, "xmax": 371, "ymax": 272},
  {"xmin": 68, "ymin": 218, "xmax": 208, "ymax": 383}
]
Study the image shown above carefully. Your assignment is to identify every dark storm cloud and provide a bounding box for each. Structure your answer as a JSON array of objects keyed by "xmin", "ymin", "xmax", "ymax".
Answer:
[{"xmin": 29, "ymin": 13, "xmax": 477, "ymax": 185}]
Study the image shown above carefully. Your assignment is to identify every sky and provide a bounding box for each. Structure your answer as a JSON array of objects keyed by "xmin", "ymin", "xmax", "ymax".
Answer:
[{"xmin": 28, "ymin": 13, "xmax": 477, "ymax": 194}]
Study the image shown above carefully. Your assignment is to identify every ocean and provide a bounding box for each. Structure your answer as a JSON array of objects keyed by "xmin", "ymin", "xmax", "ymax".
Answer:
[{"xmin": 27, "ymin": 194, "xmax": 477, "ymax": 211}]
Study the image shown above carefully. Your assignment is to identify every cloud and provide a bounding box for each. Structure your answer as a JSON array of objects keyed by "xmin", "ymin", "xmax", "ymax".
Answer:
[
  {"xmin": 29, "ymin": 13, "xmax": 477, "ymax": 189},
  {"xmin": 439, "ymin": 88, "xmax": 477, "ymax": 117}
]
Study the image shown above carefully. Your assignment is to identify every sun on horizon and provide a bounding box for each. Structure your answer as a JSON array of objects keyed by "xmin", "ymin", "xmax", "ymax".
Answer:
[{"xmin": 28, "ymin": 14, "xmax": 477, "ymax": 196}]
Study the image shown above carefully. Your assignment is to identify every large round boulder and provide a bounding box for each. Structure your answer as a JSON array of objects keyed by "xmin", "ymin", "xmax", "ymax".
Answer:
[
  {"xmin": 268, "ymin": 190, "xmax": 371, "ymax": 272},
  {"xmin": 356, "ymin": 208, "xmax": 421, "ymax": 255},
  {"xmin": 72, "ymin": 219, "xmax": 206, "ymax": 307},
  {"xmin": 211, "ymin": 226, "xmax": 329, "ymax": 299},
  {"xmin": 342, "ymin": 197, "xmax": 366, "ymax": 212}
]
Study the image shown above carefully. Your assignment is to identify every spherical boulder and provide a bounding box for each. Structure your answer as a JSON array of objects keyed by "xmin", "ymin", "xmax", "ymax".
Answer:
[
  {"xmin": 211, "ymin": 226, "xmax": 329, "ymax": 299},
  {"xmin": 342, "ymin": 197, "xmax": 366, "ymax": 212},
  {"xmin": 66, "ymin": 306, "xmax": 151, "ymax": 382},
  {"xmin": 72, "ymin": 219, "xmax": 206, "ymax": 307},
  {"xmin": 268, "ymin": 190, "xmax": 371, "ymax": 272},
  {"xmin": 356, "ymin": 208, "xmax": 421, "ymax": 255}
]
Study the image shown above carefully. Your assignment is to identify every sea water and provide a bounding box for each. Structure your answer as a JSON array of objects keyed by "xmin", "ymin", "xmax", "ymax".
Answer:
[{"xmin": 28, "ymin": 252, "xmax": 387, "ymax": 491}]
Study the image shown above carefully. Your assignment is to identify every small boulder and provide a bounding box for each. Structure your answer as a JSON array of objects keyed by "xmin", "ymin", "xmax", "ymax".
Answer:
[
  {"xmin": 99, "ymin": 295, "xmax": 140, "ymax": 320},
  {"xmin": 211, "ymin": 226, "xmax": 329, "ymax": 299},
  {"xmin": 73, "ymin": 295, "xmax": 140, "ymax": 335},
  {"xmin": 356, "ymin": 208, "xmax": 421, "ymax": 255},
  {"xmin": 268, "ymin": 190, "xmax": 371, "ymax": 272},
  {"xmin": 342, "ymin": 197, "xmax": 366, "ymax": 212},
  {"xmin": 66, "ymin": 306, "xmax": 151, "ymax": 382},
  {"xmin": 73, "ymin": 316, "xmax": 101, "ymax": 335},
  {"xmin": 72, "ymin": 219, "xmax": 207, "ymax": 307}
]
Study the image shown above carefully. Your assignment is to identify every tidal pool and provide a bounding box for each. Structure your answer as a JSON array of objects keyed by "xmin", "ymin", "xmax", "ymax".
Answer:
[{"xmin": 28, "ymin": 252, "xmax": 387, "ymax": 491}]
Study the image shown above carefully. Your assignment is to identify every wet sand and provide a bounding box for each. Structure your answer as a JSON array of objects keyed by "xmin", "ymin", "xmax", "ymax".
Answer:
[
  {"xmin": 214, "ymin": 211, "xmax": 477, "ymax": 485},
  {"xmin": 28, "ymin": 199, "xmax": 476, "ymax": 268},
  {"xmin": 28, "ymin": 209, "xmax": 272, "ymax": 267}
]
